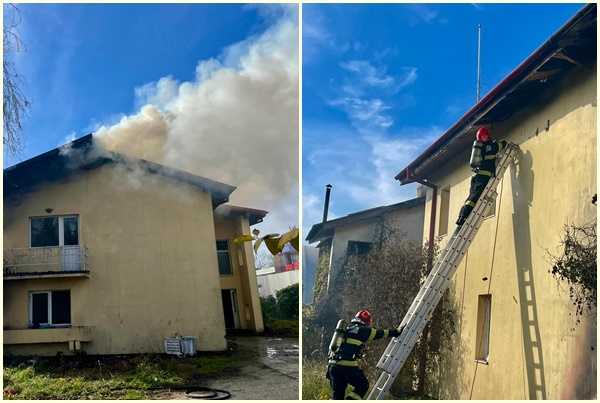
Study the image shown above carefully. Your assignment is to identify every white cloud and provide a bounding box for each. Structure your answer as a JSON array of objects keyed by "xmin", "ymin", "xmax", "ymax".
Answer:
[
  {"xmin": 94, "ymin": 9, "xmax": 298, "ymax": 235},
  {"xmin": 304, "ymin": 121, "xmax": 440, "ymax": 221},
  {"xmin": 329, "ymin": 97, "xmax": 393, "ymax": 130},
  {"xmin": 409, "ymin": 4, "xmax": 440, "ymax": 24},
  {"xmin": 340, "ymin": 60, "xmax": 395, "ymax": 89}
]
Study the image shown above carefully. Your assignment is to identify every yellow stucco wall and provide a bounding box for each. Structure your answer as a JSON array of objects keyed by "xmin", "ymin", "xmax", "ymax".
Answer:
[
  {"xmin": 4, "ymin": 164, "xmax": 231, "ymax": 355},
  {"xmin": 420, "ymin": 66, "xmax": 596, "ymax": 399}
]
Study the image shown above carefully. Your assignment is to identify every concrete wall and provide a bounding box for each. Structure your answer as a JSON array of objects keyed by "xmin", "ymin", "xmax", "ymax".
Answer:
[
  {"xmin": 420, "ymin": 66, "xmax": 596, "ymax": 399},
  {"xmin": 4, "ymin": 164, "xmax": 229, "ymax": 355},
  {"xmin": 256, "ymin": 269, "xmax": 299, "ymax": 298}
]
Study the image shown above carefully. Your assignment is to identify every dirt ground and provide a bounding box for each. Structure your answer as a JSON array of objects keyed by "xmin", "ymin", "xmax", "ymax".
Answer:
[{"xmin": 152, "ymin": 336, "xmax": 299, "ymax": 400}]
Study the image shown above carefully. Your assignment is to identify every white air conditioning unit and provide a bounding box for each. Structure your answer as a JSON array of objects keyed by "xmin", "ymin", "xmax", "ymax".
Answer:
[
  {"xmin": 164, "ymin": 336, "xmax": 197, "ymax": 357},
  {"xmin": 164, "ymin": 337, "xmax": 183, "ymax": 356},
  {"xmin": 180, "ymin": 336, "xmax": 197, "ymax": 356}
]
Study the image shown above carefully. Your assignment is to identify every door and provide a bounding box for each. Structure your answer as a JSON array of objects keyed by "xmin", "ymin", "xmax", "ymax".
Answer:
[{"xmin": 221, "ymin": 289, "xmax": 240, "ymax": 329}]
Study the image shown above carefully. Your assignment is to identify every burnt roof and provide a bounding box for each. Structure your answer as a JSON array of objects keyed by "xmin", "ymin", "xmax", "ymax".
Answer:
[
  {"xmin": 396, "ymin": 3, "xmax": 596, "ymax": 185},
  {"xmin": 305, "ymin": 196, "xmax": 425, "ymax": 243},
  {"xmin": 4, "ymin": 134, "xmax": 236, "ymax": 207}
]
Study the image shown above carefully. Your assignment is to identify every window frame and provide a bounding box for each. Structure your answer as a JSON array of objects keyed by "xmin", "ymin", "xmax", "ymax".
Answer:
[
  {"xmin": 475, "ymin": 294, "xmax": 492, "ymax": 363},
  {"xmin": 28, "ymin": 290, "xmax": 72, "ymax": 328},
  {"xmin": 216, "ymin": 240, "xmax": 234, "ymax": 276},
  {"xmin": 29, "ymin": 215, "xmax": 80, "ymax": 248},
  {"xmin": 346, "ymin": 240, "xmax": 372, "ymax": 257},
  {"xmin": 438, "ymin": 187, "xmax": 451, "ymax": 237}
]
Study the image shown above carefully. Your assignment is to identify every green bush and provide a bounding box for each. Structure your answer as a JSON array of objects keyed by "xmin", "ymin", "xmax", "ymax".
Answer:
[
  {"xmin": 261, "ymin": 284, "xmax": 299, "ymax": 322},
  {"xmin": 276, "ymin": 284, "xmax": 299, "ymax": 319}
]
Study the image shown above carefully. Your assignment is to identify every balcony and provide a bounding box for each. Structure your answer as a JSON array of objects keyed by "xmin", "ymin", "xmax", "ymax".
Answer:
[
  {"xmin": 4, "ymin": 246, "xmax": 89, "ymax": 280},
  {"xmin": 4, "ymin": 326, "xmax": 93, "ymax": 351}
]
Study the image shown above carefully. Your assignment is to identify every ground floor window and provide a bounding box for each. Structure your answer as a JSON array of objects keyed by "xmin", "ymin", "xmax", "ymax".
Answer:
[{"xmin": 29, "ymin": 290, "xmax": 71, "ymax": 327}]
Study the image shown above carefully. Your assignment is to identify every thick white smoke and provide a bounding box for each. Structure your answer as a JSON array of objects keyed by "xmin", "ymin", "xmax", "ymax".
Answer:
[{"xmin": 94, "ymin": 6, "xmax": 298, "ymax": 234}]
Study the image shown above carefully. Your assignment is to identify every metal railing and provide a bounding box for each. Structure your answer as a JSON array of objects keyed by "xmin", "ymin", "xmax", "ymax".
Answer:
[{"xmin": 4, "ymin": 246, "xmax": 88, "ymax": 275}]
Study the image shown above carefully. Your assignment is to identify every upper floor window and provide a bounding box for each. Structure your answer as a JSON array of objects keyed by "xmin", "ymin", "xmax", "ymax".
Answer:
[
  {"xmin": 347, "ymin": 241, "xmax": 372, "ymax": 256},
  {"xmin": 29, "ymin": 290, "xmax": 71, "ymax": 328},
  {"xmin": 216, "ymin": 240, "xmax": 232, "ymax": 275},
  {"xmin": 30, "ymin": 216, "xmax": 79, "ymax": 248},
  {"xmin": 438, "ymin": 187, "xmax": 451, "ymax": 236}
]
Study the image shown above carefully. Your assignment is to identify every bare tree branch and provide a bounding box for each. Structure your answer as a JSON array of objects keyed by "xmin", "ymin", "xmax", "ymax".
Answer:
[{"xmin": 3, "ymin": 4, "xmax": 30, "ymax": 156}]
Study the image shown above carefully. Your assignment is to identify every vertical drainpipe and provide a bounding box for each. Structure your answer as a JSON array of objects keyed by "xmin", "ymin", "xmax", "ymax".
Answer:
[{"xmin": 322, "ymin": 184, "xmax": 332, "ymax": 222}]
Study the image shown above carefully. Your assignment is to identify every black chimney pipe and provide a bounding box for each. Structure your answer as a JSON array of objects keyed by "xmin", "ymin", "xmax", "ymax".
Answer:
[{"xmin": 322, "ymin": 184, "xmax": 332, "ymax": 223}]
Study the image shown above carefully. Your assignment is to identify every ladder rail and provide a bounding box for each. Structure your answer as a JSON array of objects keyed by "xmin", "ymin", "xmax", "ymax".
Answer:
[{"xmin": 367, "ymin": 143, "xmax": 518, "ymax": 399}]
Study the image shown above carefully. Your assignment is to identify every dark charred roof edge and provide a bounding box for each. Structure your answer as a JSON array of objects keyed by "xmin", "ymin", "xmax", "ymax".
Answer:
[{"xmin": 4, "ymin": 134, "xmax": 237, "ymax": 207}]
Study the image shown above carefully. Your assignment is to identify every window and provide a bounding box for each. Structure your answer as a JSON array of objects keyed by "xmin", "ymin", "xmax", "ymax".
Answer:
[
  {"xmin": 347, "ymin": 241, "xmax": 372, "ymax": 256},
  {"xmin": 475, "ymin": 294, "xmax": 492, "ymax": 362},
  {"xmin": 216, "ymin": 240, "xmax": 232, "ymax": 275},
  {"xmin": 438, "ymin": 188, "xmax": 451, "ymax": 236},
  {"xmin": 30, "ymin": 216, "xmax": 79, "ymax": 247},
  {"xmin": 29, "ymin": 290, "xmax": 71, "ymax": 328}
]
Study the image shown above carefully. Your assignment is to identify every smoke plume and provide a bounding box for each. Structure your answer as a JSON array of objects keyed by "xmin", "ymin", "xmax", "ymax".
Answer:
[{"xmin": 94, "ymin": 6, "xmax": 298, "ymax": 234}]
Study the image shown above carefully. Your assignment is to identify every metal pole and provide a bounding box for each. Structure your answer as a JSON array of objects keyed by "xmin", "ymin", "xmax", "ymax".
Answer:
[
  {"xmin": 322, "ymin": 184, "xmax": 332, "ymax": 223},
  {"xmin": 477, "ymin": 23, "xmax": 481, "ymax": 102}
]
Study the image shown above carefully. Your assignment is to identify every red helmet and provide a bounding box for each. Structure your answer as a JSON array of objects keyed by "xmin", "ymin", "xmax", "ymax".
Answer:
[
  {"xmin": 354, "ymin": 310, "xmax": 372, "ymax": 326},
  {"xmin": 476, "ymin": 127, "xmax": 491, "ymax": 142}
]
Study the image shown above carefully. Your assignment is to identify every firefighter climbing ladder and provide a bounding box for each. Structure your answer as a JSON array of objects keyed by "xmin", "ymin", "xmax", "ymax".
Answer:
[{"xmin": 367, "ymin": 142, "xmax": 519, "ymax": 400}]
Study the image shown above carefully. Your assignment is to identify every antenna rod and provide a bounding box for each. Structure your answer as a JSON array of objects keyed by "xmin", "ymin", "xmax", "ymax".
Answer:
[{"xmin": 476, "ymin": 23, "xmax": 481, "ymax": 102}]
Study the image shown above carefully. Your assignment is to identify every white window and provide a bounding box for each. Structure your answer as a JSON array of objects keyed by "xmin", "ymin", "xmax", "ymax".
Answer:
[
  {"xmin": 29, "ymin": 290, "xmax": 71, "ymax": 328},
  {"xmin": 30, "ymin": 215, "xmax": 79, "ymax": 247},
  {"xmin": 475, "ymin": 294, "xmax": 492, "ymax": 362}
]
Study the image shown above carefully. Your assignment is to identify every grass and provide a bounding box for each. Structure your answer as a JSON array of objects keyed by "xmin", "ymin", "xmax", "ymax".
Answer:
[
  {"xmin": 302, "ymin": 358, "xmax": 331, "ymax": 400},
  {"xmin": 3, "ymin": 346, "xmax": 255, "ymax": 400}
]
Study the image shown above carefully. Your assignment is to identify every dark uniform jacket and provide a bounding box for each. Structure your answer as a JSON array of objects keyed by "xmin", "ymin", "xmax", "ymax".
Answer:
[
  {"xmin": 329, "ymin": 322, "xmax": 401, "ymax": 367},
  {"xmin": 473, "ymin": 140, "xmax": 506, "ymax": 177}
]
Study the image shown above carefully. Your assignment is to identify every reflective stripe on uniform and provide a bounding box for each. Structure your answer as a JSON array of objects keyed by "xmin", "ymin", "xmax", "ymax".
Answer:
[
  {"xmin": 329, "ymin": 359, "xmax": 358, "ymax": 367},
  {"xmin": 345, "ymin": 338, "xmax": 363, "ymax": 346},
  {"xmin": 484, "ymin": 154, "xmax": 497, "ymax": 160},
  {"xmin": 477, "ymin": 170, "xmax": 493, "ymax": 177},
  {"xmin": 465, "ymin": 200, "xmax": 476, "ymax": 207},
  {"xmin": 383, "ymin": 329, "xmax": 389, "ymax": 338},
  {"xmin": 367, "ymin": 328, "xmax": 377, "ymax": 342}
]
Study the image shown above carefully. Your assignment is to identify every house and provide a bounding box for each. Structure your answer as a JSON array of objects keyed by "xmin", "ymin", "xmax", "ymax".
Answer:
[
  {"xmin": 3, "ymin": 134, "xmax": 265, "ymax": 356},
  {"xmin": 305, "ymin": 195, "xmax": 425, "ymax": 301},
  {"xmin": 394, "ymin": 4, "xmax": 596, "ymax": 399},
  {"xmin": 256, "ymin": 262, "xmax": 299, "ymax": 299}
]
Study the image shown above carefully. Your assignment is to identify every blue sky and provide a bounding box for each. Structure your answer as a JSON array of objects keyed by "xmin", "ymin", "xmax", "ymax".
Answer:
[
  {"xmin": 5, "ymin": 3, "xmax": 279, "ymax": 166},
  {"xmin": 302, "ymin": 3, "xmax": 583, "ymax": 237}
]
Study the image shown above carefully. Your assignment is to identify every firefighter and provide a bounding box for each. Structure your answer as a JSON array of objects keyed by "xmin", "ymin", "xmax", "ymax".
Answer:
[
  {"xmin": 326, "ymin": 310, "xmax": 403, "ymax": 400},
  {"xmin": 456, "ymin": 127, "xmax": 507, "ymax": 226}
]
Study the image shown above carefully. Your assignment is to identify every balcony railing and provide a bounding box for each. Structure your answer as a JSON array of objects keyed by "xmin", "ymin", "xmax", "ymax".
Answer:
[{"xmin": 4, "ymin": 246, "xmax": 89, "ymax": 279}]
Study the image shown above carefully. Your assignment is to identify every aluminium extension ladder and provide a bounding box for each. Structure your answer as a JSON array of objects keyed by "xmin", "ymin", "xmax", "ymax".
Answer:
[{"xmin": 367, "ymin": 142, "xmax": 519, "ymax": 400}]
